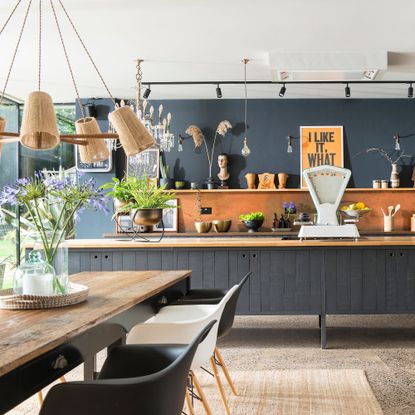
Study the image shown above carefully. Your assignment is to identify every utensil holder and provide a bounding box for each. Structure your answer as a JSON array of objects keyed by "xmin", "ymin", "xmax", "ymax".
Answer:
[{"xmin": 384, "ymin": 216, "xmax": 393, "ymax": 232}]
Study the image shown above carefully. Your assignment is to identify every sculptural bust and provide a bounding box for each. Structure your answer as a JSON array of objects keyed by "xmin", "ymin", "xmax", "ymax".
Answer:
[{"xmin": 217, "ymin": 153, "xmax": 230, "ymax": 182}]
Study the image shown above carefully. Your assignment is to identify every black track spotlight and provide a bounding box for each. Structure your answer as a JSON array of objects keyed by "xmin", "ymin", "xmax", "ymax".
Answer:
[
  {"xmin": 408, "ymin": 83, "xmax": 413, "ymax": 98},
  {"xmin": 345, "ymin": 83, "xmax": 351, "ymax": 98},
  {"xmin": 279, "ymin": 83, "xmax": 286, "ymax": 97},
  {"xmin": 216, "ymin": 83, "xmax": 222, "ymax": 98},
  {"xmin": 143, "ymin": 85, "xmax": 151, "ymax": 99}
]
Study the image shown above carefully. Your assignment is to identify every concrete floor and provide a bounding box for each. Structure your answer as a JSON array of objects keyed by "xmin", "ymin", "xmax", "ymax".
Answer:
[
  {"xmin": 7, "ymin": 315, "xmax": 415, "ymax": 414},
  {"xmin": 219, "ymin": 315, "xmax": 415, "ymax": 415}
]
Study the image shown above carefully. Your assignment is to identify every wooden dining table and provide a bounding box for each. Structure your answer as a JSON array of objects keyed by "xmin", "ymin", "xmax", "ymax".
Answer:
[{"xmin": 0, "ymin": 270, "xmax": 191, "ymax": 414}]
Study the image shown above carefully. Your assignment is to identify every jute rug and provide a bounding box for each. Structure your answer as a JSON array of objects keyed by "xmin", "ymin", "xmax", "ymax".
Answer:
[{"xmin": 195, "ymin": 369, "xmax": 383, "ymax": 415}]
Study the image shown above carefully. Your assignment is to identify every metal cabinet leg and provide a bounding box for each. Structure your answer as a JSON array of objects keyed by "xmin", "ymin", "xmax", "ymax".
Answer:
[
  {"xmin": 320, "ymin": 314, "xmax": 327, "ymax": 349},
  {"xmin": 318, "ymin": 314, "xmax": 321, "ymax": 329}
]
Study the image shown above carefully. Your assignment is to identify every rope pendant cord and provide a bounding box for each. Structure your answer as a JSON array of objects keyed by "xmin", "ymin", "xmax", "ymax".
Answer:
[
  {"xmin": 136, "ymin": 59, "xmax": 143, "ymax": 115},
  {"xmin": 57, "ymin": 0, "xmax": 116, "ymax": 105},
  {"xmin": 0, "ymin": 0, "xmax": 22, "ymax": 37},
  {"xmin": 49, "ymin": 0, "xmax": 85, "ymax": 119},
  {"xmin": 38, "ymin": 0, "xmax": 41, "ymax": 91},
  {"xmin": 0, "ymin": 0, "xmax": 33, "ymax": 107}
]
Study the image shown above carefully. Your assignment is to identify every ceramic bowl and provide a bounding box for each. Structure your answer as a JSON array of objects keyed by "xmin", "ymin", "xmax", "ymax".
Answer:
[
  {"xmin": 194, "ymin": 221, "xmax": 212, "ymax": 233},
  {"xmin": 212, "ymin": 219, "xmax": 232, "ymax": 233}
]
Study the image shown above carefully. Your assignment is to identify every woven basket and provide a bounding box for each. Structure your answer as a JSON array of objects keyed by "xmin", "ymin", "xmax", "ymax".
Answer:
[{"xmin": 0, "ymin": 282, "xmax": 89, "ymax": 310}]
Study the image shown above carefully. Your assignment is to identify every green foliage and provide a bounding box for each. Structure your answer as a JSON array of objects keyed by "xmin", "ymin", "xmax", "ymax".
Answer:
[
  {"xmin": 101, "ymin": 178, "xmax": 132, "ymax": 202},
  {"xmin": 116, "ymin": 178, "xmax": 176, "ymax": 212},
  {"xmin": 239, "ymin": 211, "xmax": 265, "ymax": 221},
  {"xmin": 160, "ymin": 157, "xmax": 170, "ymax": 179}
]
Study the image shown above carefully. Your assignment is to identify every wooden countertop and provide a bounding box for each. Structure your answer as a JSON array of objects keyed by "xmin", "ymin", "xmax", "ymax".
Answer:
[
  {"xmin": 0, "ymin": 270, "xmax": 191, "ymax": 377},
  {"xmin": 64, "ymin": 236, "xmax": 415, "ymax": 249}
]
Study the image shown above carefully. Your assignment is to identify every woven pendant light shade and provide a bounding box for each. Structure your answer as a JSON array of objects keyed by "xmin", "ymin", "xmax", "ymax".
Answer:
[
  {"xmin": 75, "ymin": 117, "xmax": 110, "ymax": 163},
  {"xmin": 0, "ymin": 117, "xmax": 5, "ymax": 156},
  {"xmin": 108, "ymin": 105, "xmax": 155, "ymax": 156},
  {"xmin": 20, "ymin": 91, "xmax": 60, "ymax": 150}
]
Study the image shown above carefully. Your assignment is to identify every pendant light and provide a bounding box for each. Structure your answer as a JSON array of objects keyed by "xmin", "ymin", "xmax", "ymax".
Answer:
[
  {"xmin": 0, "ymin": 0, "xmax": 154, "ymax": 159},
  {"xmin": 241, "ymin": 58, "xmax": 251, "ymax": 157}
]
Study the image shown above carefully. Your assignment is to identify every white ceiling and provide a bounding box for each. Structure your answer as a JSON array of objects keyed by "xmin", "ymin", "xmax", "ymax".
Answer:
[{"xmin": 0, "ymin": 0, "xmax": 415, "ymax": 101}]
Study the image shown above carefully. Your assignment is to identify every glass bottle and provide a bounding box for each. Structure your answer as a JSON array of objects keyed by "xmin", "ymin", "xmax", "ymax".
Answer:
[
  {"xmin": 272, "ymin": 213, "xmax": 278, "ymax": 229},
  {"xmin": 278, "ymin": 214, "xmax": 286, "ymax": 229}
]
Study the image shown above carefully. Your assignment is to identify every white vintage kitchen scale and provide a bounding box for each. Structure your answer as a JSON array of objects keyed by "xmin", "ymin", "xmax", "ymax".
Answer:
[{"xmin": 298, "ymin": 165, "xmax": 360, "ymax": 240}]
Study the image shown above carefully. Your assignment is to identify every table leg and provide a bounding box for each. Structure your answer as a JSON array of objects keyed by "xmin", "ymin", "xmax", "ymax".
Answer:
[
  {"xmin": 83, "ymin": 355, "xmax": 97, "ymax": 380},
  {"xmin": 320, "ymin": 313, "xmax": 327, "ymax": 349}
]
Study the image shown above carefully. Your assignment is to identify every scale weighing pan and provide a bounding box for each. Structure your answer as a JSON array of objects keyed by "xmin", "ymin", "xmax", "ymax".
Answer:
[{"xmin": 298, "ymin": 165, "xmax": 359, "ymax": 240}]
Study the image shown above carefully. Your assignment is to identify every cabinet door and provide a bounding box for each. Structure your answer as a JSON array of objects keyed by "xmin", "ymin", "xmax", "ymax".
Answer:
[
  {"xmin": 386, "ymin": 249, "xmax": 415, "ymax": 312},
  {"xmin": 261, "ymin": 249, "xmax": 321, "ymax": 314},
  {"xmin": 326, "ymin": 249, "xmax": 386, "ymax": 314}
]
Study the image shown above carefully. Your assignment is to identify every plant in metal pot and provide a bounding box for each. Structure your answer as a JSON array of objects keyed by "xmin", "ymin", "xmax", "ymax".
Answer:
[
  {"xmin": 101, "ymin": 177, "xmax": 132, "ymax": 210},
  {"xmin": 116, "ymin": 178, "xmax": 177, "ymax": 228},
  {"xmin": 239, "ymin": 211, "xmax": 265, "ymax": 232}
]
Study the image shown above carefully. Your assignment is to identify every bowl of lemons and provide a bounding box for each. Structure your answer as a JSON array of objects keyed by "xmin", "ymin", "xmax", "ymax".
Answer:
[{"xmin": 340, "ymin": 202, "xmax": 372, "ymax": 221}]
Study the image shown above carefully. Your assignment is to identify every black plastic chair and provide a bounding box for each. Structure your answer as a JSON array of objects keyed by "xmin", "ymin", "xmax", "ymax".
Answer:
[
  {"xmin": 174, "ymin": 271, "xmax": 252, "ymax": 395},
  {"xmin": 39, "ymin": 321, "xmax": 216, "ymax": 415}
]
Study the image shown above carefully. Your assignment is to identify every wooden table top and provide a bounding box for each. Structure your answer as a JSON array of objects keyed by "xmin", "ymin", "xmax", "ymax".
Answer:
[
  {"xmin": 62, "ymin": 236, "xmax": 415, "ymax": 249},
  {"xmin": 0, "ymin": 270, "xmax": 191, "ymax": 377}
]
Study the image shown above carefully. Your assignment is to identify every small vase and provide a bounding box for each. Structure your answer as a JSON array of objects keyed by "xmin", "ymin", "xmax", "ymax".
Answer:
[
  {"xmin": 390, "ymin": 163, "xmax": 400, "ymax": 188},
  {"xmin": 278, "ymin": 172, "xmax": 288, "ymax": 189},
  {"xmin": 33, "ymin": 231, "xmax": 69, "ymax": 295},
  {"xmin": 245, "ymin": 173, "xmax": 257, "ymax": 189},
  {"xmin": 206, "ymin": 177, "xmax": 215, "ymax": 190}
]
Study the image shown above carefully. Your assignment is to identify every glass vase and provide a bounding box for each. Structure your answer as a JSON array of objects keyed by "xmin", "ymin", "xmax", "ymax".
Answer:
[
  {"xmin": 33, "ymin": 231, "xmax": 69, "ymax": 295},
  {"xmin": 13, "ymin": 251, "xmax": 55, "ymax": 296}
]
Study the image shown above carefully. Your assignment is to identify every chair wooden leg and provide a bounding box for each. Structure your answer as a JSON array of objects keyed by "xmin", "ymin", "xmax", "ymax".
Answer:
[
  {"xmin": 215, "ymin": 347, "xmax": 238, "ymax": 396},
  {"xmin": 185, "ymin": 387, "xmax": 195, "ymax": 415},
  {"xmin": 210, "ymin": 356, "xmax": 231, "ymax": 415},
  {"xmin": 191, "ymin": 370, "xmax": 212, "ymax": 415},
  {"xmin": 37, "ymin": 391, "xmax": 44, "ymax": 409},
  {"xmin": 37, "ymin": 376, "xmax": 66, "ymax": 409}
]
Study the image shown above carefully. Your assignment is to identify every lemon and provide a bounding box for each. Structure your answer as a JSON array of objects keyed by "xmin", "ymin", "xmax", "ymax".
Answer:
[
  {"xmin": 356, "ymin": 202, "xmax": 365, "ymax": 210},
  {"xmin": 341, "ymin": 205, "xmax": 349, "ymax": 211},
  {"xmin": 349, "ymin": 203, "xmax": 357, "ymax": 210}
]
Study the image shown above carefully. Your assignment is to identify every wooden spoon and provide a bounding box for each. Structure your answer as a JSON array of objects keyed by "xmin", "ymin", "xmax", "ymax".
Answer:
[{"xmin": 392, "ymin": 204, "xmax": 401, "ymax": 216}]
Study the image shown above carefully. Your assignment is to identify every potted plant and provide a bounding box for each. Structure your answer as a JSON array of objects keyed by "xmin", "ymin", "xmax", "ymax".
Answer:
[
  {"xmin": 239, "ymin": 211, "xmax": 265, "ymax": 232},
  {"xmin": 101, "ymin": 177, "xmax": 132, "ymax": 210},
  {"xmin": 159, "ymin": 156, "xmax": 174, "ymax": 190},
  {"xmin": 116, "ymin": 178, "xmax": 177, "ymax": 231},
  {"xmin": 185, "ymin": 120, "xmax": 232, "ymax": 189}
]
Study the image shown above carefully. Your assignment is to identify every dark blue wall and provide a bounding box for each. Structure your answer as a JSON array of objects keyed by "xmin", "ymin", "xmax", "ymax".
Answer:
[
  {"xmin": 154, "ymin": 99, "xmax": 415, "ymax": 189},
  {"xmin": 76, "ymin": 98, "xmax": 415, "ymax": 237}
]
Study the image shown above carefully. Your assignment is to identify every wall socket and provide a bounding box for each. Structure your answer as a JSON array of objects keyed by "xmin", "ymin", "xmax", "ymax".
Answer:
[{"xmin": 200, "ymin": 207, "xmax": 212, "ymax": 215}]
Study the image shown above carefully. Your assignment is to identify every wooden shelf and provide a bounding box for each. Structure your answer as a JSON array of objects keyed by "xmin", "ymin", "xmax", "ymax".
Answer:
[{"xmin": 172, "ymin": 187, "xmax": 415, "ymax": 194}]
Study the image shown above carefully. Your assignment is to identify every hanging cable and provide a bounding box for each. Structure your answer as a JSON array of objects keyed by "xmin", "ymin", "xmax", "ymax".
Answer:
[
  {"xmin": 135, "ymin": 59, "xmax": 143, "ymax": 114},
  {"xmin": 0, "ymin": 0, "xmax": 22, "ymax": 37},
  {"xmin": 241, "ymin": 58, "xmax": 251, "ymax": 157},
  {"xmin": 38, "ymin": 0, "xmax": 42, "ymax": 91},
  {"xmin": 57, "ymin": 0, "xmax": 116, "ymax": 105},
  {"xmin": 49, "ymin": 0, "xmax": 85, "ymax": 118},
  {"xmin": 0, "ymin": 0, "xmax": 33, "ymax": 107}
]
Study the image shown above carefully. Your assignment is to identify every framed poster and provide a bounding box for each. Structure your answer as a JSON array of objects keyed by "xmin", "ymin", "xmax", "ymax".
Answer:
[
  {"xmin": 153, "ymin": 199, "xmax": 178, "ymax": 232},
  {"xmin": 127, "ymin": 147, "xmax": 160, "ymax": 179},
  {"xmin": 75, "ymin": 146, "xmax": 113, "ymax": 172},
  {"xmin": 300, "ymin": 126, "xmax": 343, "ymax": 188}
]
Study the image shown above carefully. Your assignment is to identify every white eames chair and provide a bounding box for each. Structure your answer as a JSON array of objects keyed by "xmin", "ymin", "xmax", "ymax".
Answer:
[{"xmin": 127, "ymin": 285, "xmax": 239, "ymax": 415}]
